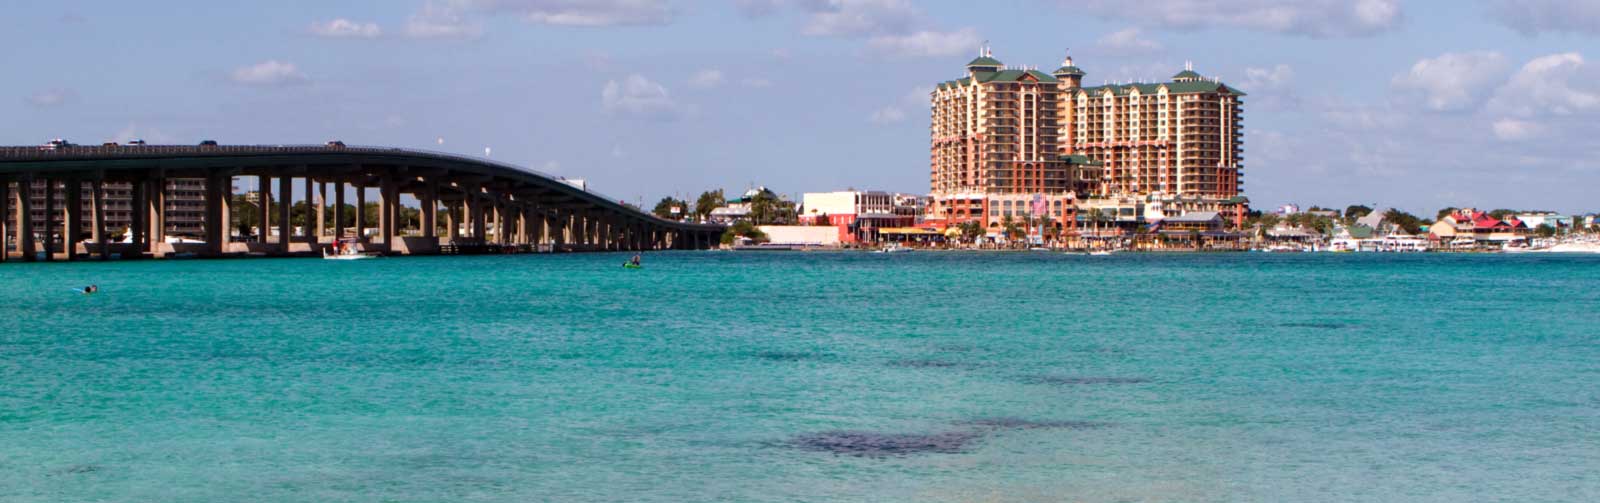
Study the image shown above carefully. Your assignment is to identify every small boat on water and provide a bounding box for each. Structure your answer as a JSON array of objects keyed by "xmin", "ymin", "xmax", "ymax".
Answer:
[
  {"xmin": 876, "ymin": 243, "xmax": 913, "ymax": 253},
  {"xmin": 1088, "ymin": 250, "xmax": 1115, "ymax": 256},
  {"xmin": 323, "ymin": 250, "xmax": 377, "ymax": 260},
  {"xmin": 324, "ymin": 239, "xmax": 378, "ymax": 260}
]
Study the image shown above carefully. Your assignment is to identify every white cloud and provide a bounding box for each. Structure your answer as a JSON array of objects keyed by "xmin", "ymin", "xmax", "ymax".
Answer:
[
  {"xmin": 405, "ymin": 1, "xmax": 483, "ymax": 39},
  {"xmin": 1391, "ymin": 51, "xmax": 1509, "ymax": 112},
  {"xmin": 1243, "ymin": 64, "xmax": 1294, "ymax": 89},
  {"xmin": 1492, "ymin": 118, "xmax": 1541, "ymax": 141},
  {"xmin": 799, "ymin": 0, "xmax": 919, "ymax": 37},
  {"xmin": 689, "ymin": 69, "xmax": 725, "ymax": 88},
  {"xmin": 460, "ymin": 0, "xmax": 672, "ymax": 26},
  {"xmin": 868, "ymin": 106, "xmax": 905, "ymax": 124},
  {"xmin": 229, "ymin": 60, "xmax": 308, "ymax": 86},
  {"xmin": 310, "ymin": 18, "xmax": 382, "ymax": 38},
  {"xmin": 1489, "ymin": 0, "xmax": 1600, "ymax": 36},
  {"xmin": 866, "ymin": 27, "xmax": 981, "ymax": 57},
  {"xmin": 1487, "ymin": 53, "xmax": 1600, "ymax": 117},
  {"xmin": 1065, "ymin": 0, "xmax": 1403, "ymax": 37},
  {"xmin": 26, "ymin": 88, "xmax": 73, "ymax": 107},
  {"xmin": 1096, "ymin": 28, "xmax": 1162, "ymax": 53},
  {"xmin": 601, "ymin": 74, "xmax": 684, "ymax": 121},
  {"xmin": 867, "ymin": 85, "xmax": 931, "ymax": 124}
]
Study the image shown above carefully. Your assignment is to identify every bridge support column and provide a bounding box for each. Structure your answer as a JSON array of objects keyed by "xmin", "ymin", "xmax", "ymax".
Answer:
[
  {"xmin": 446, "ymin": 201, "xmax": 459, "ymax": 242},
  {"xmin": 0, "ymin": 179, "xmax": 8, "ymax": 262},
  {"xmin": 41, "ymin": 179, "xmax": 56, "ymax": 261},
  {"xmin": 17, "ymin": 176, "xmax": 34, "ymax": 262},
  {"xmin": 380, "ymin": 174, "xmax": 396, "ymax": 250},
  {"xmin": 304, "ymin": 176, "xmax": 317, "ymax": 247},
  {"xmin": 128, "ymin": 176, "xmax": 145, "ymax": 255},
  {"xmin": 516, "ymin": 206, "xmax": 528, "ymax": 246},
  {"xmin": 90, "ymin": 179, "xmax": 106, "ymax": 259},
  {"xmin": 150, "ymin": 177, "xmax": 168, "ymax": 256},
  {"xmin": 277, "ymin": 176, "xmax": 291, "ymax": 253},
  {"xmin": 63, "ymin": 178, "xmax": 82, "ymax": 261},
  {"xmin": 333, "ymin": 181, "xmax": 346, "ymax": 241},
  {"xmin": 355, "ymin": 183, "xmax": 367, "ymax": 242},
  {"xmin": 204, "ymin": 175, "xmax": 225, "ymax": 256},
  {"xmin": 316, "ymin": 181, "xmax": 326, "ymax": 242},
  {"xmin": 258, "ymin": 175, "xmax": 271, "ymax": 246},
  {"xmin": 471, "ymin": 196, "xmax": 486, "ymax": 242},
  {"xmin": 422, "ymin": 181, "xmax": 437, "ymax": 240}
]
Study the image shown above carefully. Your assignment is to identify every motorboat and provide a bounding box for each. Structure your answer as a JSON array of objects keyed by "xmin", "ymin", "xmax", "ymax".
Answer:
[
  {"xmin": 323, "ymin": 249, "xmax": 377, "ymax": 260},
  {"xmin": 324, "ymin": 239, "xmax": 378, "ymax": 260},
  {"xmin": 877, "ymin": 243, "xmax": 913, "ymax": 253}
]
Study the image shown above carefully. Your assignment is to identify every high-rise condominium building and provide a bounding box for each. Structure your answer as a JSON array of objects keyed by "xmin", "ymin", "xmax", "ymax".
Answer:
[{"xmin": 926, "ymin": 48, "xmax": 1245, "ymax": 226}]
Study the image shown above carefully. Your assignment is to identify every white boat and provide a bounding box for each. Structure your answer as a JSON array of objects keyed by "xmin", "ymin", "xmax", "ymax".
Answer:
[
  {"xmin": 877, "ymin": 243, "xmax": 913, "ymax": 253},
  {"xmin": 1088, "ymin": 250, "xmax": 1115, "ymax": 256},
  {"xmin": 323, "ymin": 250, "xmax": 377, "ymax": 260}
]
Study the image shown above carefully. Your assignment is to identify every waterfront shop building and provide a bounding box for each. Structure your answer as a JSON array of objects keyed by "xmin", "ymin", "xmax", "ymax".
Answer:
[
  {"xmin": 798, "ymin": 190, "xmax": 921, "ymax": 243},
  {"xmin": 924, "ymin": 47, "xmax": 1247, "ymax": 238},
  {"xmin": 1429, "ymin": 209, "xmax": 1531, "ymax": 247}
]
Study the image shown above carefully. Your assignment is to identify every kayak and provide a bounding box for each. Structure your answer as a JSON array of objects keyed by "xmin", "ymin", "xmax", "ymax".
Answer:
[{"xmin": 623, "ymin": 263, "xmax": 642, "ymax": 269}]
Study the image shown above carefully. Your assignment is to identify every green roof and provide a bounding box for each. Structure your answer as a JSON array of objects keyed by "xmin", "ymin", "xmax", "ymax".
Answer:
[
  {"xmin": 1173, "ymin": 69, "xmax": 1203, "ymax": 80},
  {"xmin": 976, "ymin": 69, "xmax": 1058, "ymax": 83},
  {"xmin": 936, "ymin": 76, "xmax": 973, "ymax": 90},
  {"xmin": 966, "ymin": 56, "xmax": 1003, "ymax": 68},
  {"xmin": 1060, "ymin": 154, "xmax": 1103, "ymax": 166},
  {"xmin": 1223, "ymin": 195, "xmax": 1250, "ymax": 204},
  {"xmin": 1079, "ymin": 80, "xmax": 1246, "ymax": 97},
  {"xmin": 1052, "ymin": 66, "xmax": 1085, "ymax": 76}
]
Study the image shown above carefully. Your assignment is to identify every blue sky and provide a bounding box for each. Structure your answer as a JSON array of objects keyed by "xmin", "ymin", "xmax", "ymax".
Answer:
[{"xmin": 4, "ymin": 0, "xmax": 1599, "ymax": 214}]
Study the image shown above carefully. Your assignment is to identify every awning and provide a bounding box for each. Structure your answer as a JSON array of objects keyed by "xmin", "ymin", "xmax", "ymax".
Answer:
[{"xmin": 879, "ymin": 227, "xmax": 939, "ymax": 235}]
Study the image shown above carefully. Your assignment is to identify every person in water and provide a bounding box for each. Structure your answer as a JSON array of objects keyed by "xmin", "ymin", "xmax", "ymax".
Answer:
[
  {"xmin": 83, "ymin": 285, "xmax": 98, "ymax": 294},
  {"xmin": 630, "ymin": 254, "xmax": 641, "ymax": 266}
]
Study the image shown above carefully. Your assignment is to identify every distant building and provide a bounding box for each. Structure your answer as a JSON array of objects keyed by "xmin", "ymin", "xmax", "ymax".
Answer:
[
  {"xmin": 708, "ymin": 186, "xmax": 782, "ymax": 225},
  {"xmin": 1430, "ymin": 209, "xmax": 1530, "ymax": 246},
  {"xmin": 1515, "ymin": 212, "xmax": 1572, "ymax": 233},
  {"xmin": 23, "ymin": 179, "xmax": 205, "ymax": 240},
  {"xmin": 925, "ymin": 47, "xmax": 1246, "ymax": 233},
  {"xmin": 799, "ymin": 190, "xmax": 919, "ymax": 243},
  {"xmin": 1277, "ymin": 204, "xmax": 1300, "ymax": 215}
]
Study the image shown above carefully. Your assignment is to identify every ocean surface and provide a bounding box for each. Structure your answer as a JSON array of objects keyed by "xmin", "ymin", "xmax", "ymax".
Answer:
[{"xmin": 1, "ymin": 252, "xmax": 1597, "ymax": 502}]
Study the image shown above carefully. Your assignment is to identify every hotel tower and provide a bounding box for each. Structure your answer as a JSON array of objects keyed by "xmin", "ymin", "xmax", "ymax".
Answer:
[{"xmin": 927, "ymin": 47, "xmax": 1245, "ymax": 227}]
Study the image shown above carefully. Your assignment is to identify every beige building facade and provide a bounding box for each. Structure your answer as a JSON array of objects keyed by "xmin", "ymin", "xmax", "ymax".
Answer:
[{"xmin": 926, "ymin": 48, "xmax": 1245, "ymax": 229}]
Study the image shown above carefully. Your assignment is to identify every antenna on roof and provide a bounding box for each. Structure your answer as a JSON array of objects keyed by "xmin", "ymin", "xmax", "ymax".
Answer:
[{"xmin": 1185, "ymin": 61, "xmax": 1193, "ymax": 71}]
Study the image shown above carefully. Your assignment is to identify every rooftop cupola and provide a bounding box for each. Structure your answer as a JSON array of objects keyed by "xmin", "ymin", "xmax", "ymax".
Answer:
[
  {"xmin": 1173, "ymin": 61, "xmax": 1204, "ymax": 82},
  {"xmin": 1052, "ymin": 53, "xmax": 1086, "ymax": 89},
  {"xmin": 966, "ymin": 43, "xmax": 1002, "ymax": 74}
]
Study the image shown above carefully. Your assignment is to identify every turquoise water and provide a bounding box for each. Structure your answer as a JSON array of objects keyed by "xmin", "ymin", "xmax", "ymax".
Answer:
[{"xmin": 2, "ymin": 252, "xmax": 1597, "ymax": 502}]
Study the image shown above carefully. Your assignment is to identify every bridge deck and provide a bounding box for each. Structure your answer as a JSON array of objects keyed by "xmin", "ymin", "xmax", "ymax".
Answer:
[{"xmin": 0, "ymin": 144, "xmax": 723, "ymax": 262}]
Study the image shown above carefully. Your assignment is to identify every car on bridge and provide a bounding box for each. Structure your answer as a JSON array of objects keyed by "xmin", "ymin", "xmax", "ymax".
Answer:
[
  {"xmin": 102, "ymin": 142, "xmax": 119, "ymax": 147},
  {"xmin": 198, "ymin": 140, "xmax": 219, "ymax": 147},
  {"xmin": 41, "ymin": 138, "xmax": 73, "ymax": 150},
  {"xmin": 127, "ymin": 139, "xmax": 147, "ymax": 146},
  {"xmin": 325, "ymin": 140, "xmax": 346, "ymax": 148}
]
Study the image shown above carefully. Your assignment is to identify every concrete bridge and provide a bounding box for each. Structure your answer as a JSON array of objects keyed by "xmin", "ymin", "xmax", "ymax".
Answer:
[{"xmin": 0, "ymin": 144, "xmax": 725, "ymax": 261}]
